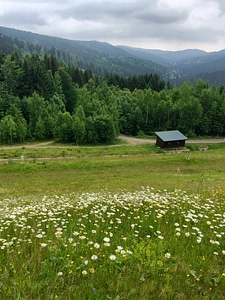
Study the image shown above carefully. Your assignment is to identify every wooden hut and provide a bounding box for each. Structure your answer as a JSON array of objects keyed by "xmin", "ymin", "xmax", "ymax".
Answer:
[{"xmin": 155, "ymin": 130, "xmax": 188, "ymax": 148}]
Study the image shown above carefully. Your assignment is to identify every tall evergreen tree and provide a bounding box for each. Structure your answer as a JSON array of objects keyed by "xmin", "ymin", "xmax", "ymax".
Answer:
[
  {"xmin": 58, "ymin": 67, "xmax": 78, "ymax": 114},
  {"xmin": 0, "ymin": 55, "xmax": 23, "ymax": 95}
]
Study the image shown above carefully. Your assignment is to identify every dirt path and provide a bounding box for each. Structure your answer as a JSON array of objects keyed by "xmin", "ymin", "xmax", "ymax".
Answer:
[
  {"xmin": 0, "ymin": 141, "xmax": 54, "ymax": 150},
  {"xmin": 119, "ymin": 135, "xmax": 155, "ymax": 144}
]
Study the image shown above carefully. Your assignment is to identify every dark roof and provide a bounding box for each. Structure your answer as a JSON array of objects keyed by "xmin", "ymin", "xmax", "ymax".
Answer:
[{"xmin": 155, "ymin": 130, "xmax": 188, "ymax": 142}]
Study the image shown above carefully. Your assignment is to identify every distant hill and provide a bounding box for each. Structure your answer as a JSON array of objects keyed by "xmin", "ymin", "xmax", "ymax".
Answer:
[
  {"xmin": 1, "ymin": 26, "xmax": 225, "ymax": 85},
  {"xmin": 119, "ymin": 46, "xmax": 225, "ymax": 85},
  {"xmin": 0, "ymin": 31, "xmax": 23, "ymax": 55},
  {"xmin": 118, "ymin": 46, "xmax": 207, "ymax": 65},
  {"xmin": 0, "ymin": 26, "xmax": 165, "ymax": 78}
]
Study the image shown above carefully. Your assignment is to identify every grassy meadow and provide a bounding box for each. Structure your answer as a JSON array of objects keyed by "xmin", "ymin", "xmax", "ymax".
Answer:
[{"xmin": 0, "ymin": 140, "xmax": 225, "ymax": 299}]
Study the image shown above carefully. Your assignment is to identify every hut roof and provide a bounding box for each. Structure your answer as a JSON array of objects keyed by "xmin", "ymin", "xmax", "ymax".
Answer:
[{"xmin": 155, "ymin": 130, "xmax": 188, "ymax": 142}]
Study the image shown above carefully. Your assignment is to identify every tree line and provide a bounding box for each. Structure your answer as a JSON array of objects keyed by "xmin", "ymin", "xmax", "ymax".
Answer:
[{"xmin": 0, "ymin": 52, "xmax": 225, "ymax": 144}]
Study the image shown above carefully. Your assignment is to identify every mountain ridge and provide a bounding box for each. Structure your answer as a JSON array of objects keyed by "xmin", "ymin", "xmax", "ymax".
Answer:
[
  {"xmin": 1, "ymin": 26, "xmax": 225, "ymax": 85},
  {"xmin": 117, "ymin": 46, "xmax": 208, "ymax": 65},
  {"xmin": 0, "ymin": 26, "xmax": 166, "ymax": 77}
]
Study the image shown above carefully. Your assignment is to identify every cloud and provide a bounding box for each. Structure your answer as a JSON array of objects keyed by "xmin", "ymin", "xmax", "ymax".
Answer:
[
  {"xmin": 1, "ymin": 0, "xmax": 225, "ymax": 51},
  {"xmin": 0, "ymin": 11, "xmax": 47, "ymax": 27}
]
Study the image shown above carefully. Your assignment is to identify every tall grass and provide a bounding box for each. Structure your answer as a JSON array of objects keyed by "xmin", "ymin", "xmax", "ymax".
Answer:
[{"xmin": 0, "ymin": 188, "xmax": 225, "ymax": 299}]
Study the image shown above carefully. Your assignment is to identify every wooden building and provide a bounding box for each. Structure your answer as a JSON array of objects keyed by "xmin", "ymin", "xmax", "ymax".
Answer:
[{"xmin": 155, "ymin": 130, "xmax": 188, "ymax": 148}]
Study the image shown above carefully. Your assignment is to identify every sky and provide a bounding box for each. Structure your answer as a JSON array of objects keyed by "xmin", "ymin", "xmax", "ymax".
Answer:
[{"xmin": 1, "ymin": 0, "xmax": 225, "ymax": 52}]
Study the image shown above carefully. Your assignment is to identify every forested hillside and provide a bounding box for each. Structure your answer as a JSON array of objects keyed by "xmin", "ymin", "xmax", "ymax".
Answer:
[
  {"xmin": 120, "ymin": 46, "xmax": 225, "ymax": 85},
  {"xmin": 0, "ymin": 49, "xmax": 225, "ymax": 145},
  {"xmin": 0, "ymin": 27, "xmax": 165, "ymax": 77}
]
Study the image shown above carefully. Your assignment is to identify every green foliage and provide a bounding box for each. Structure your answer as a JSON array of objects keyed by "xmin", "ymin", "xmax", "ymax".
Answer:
[
  {"xmin": 58, "ymin": 67, "xmax": 78, "ymax": 114},
  {"xmin": 27, "ymin": 92, "xmax": 49, "ymax": 139},
  {"xmin": 1, "ymin": 50, "xmax": 225, "ymax": 145},
  {"xmin": 106, "ymin": 73, "xmax": 165, "ymax": 92},
  {"xmin": 0, "ymin": 114, "xmax": 16, "ymax": 144},
  {"xmin": 53, "ymin": 112, "xmax": 73, "ymax": 142},
  {"xmin": 73, "ymin": 115, "xmax": 86, "ymax": 145},
  {"xmin": 0, "ymin": 55, "xmax": 23, "ymax": 95}
]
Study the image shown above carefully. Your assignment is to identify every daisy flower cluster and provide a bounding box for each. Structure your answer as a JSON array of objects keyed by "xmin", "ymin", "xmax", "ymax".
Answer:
[{"xmin": 0, "ymin": 187, "xmax": 225, "ymax": 298}]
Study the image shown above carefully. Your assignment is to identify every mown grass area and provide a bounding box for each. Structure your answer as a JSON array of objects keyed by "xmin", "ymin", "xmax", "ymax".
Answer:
[
  {"xmin": 0, "ymin": 142, "xmax": 225, "ymax": 198},
  {"xmin": 0, "ymin": 141, "xmax": 161, "ymax": 159},
  {"xmin": 0, "ymin": 141, "xmax": 225, "ymax": 299}
]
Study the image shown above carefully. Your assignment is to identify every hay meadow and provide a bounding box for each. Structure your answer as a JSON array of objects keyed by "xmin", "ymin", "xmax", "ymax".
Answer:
[{"xmin": 0, "ymin": 139, "xmax": 225, "ymax": 299}]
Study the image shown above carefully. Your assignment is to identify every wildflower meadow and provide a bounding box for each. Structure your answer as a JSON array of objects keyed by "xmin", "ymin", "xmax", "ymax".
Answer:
[{"xmin": 1, "ymin": 187, "xmax": 225, "ymax": 299}]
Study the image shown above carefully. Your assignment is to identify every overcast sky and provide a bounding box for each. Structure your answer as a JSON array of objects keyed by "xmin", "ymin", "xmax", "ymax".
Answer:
[{"xmin": 1, "ymin": 0, "xmax": 225, "ymax": 51}]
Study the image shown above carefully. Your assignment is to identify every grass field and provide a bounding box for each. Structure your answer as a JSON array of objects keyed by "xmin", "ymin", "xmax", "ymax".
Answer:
[
  {"xmin": 0, "ymin": 141, "xmax": 225, "ymax": 198},
  {"xmin": 0, "ymin": 140, "xmax": 225, "ymax": 299}
]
